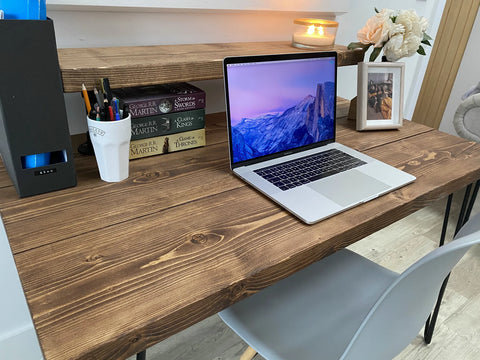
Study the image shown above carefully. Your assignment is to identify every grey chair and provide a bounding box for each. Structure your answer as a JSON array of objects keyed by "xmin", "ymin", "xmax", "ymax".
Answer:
[
  {"xmin": 453, "ymin": 92, "xmax": 480, "ymax": 142},
  {"xmin": 422, "ymin": 91, "xmax": 480, "ymax": 343},
  {"xmin": 219, "ymin": 212, "xmax": 480, "ymax": 360}
]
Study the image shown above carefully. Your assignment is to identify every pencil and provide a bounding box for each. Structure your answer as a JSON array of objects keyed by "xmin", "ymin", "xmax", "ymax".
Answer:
[{"xmin": 81, "ymin": 83, "xmax": 92, "ymax": 114}]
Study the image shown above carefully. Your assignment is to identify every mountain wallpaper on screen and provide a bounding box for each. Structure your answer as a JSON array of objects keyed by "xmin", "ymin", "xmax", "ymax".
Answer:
[{"xmin": 232, "ymin": 82, "xmax": 335, "ymax": 163}]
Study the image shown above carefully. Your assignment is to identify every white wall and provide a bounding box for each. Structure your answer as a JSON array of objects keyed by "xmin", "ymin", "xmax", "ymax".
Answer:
[
  {"xmin": 49, "ymin": 0, "xmax": 441, "ymax": 135},
  {"xmin": 0, "ymin": 219, "xmax": 43, "ymax": 359},
  {"xmin": 439, "ymin": 7, "xmax": 480, "ymax": 136}
]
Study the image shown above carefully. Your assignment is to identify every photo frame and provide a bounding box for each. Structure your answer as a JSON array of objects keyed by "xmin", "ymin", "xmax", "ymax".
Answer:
[{"xmin": 356, "ymin": 62, "xmax": 404, "ymax": 131}]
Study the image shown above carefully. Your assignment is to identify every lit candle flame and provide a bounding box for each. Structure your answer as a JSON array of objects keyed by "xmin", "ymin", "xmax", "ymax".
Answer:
[{"xmin": 306, "ymin": 25, "xmax": 326, "ymax": 36}]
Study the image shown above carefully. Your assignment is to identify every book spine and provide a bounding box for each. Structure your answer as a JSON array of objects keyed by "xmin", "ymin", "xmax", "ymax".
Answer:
[
  {"xmin": 124, "ymin": 92, "xmax": 206, "ymax": 118},
  {"xmin": 130, "ymin": 128, "xmax": 206, "ymax": 160},
  {"xmin": 130, "ymin": 108, "xmax": 205, "ymax": 141}
]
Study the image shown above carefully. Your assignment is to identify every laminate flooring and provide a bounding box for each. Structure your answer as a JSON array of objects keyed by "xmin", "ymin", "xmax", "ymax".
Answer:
[{"xmin": 129, "ymin": 189, "xmax": 480, "ymax": 360}]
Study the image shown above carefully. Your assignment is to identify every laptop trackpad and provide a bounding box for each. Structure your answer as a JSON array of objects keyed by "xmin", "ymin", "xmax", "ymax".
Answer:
[{"xmin": 308, "ymin": 169, "xmax": 391, "ymax": 207}]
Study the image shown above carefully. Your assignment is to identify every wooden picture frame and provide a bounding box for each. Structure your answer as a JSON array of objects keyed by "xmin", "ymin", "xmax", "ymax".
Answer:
[{"xmin": 356, "ymin": 62, "xmax": 404, "ymax": 131}]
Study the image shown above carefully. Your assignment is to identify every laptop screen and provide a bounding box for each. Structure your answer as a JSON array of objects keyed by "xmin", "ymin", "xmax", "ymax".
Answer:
[{"xmin": 224, "ymin": 52, "xmax": 337, "ymax": 167}]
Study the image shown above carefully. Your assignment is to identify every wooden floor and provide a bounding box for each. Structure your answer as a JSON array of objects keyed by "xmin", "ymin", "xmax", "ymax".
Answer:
[{"xmin": 128, "ymin": 190, "xmax": 480, "ymax": 360}]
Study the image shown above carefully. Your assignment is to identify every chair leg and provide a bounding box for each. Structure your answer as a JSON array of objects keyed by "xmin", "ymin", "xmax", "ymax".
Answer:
[
  {"xmin": 136, "ymin": 350, "xmax": 146, "ymax": 360},
  {"xmin": 424, "ymin": 273, "xmax": 451, "ymax": 343},
  {"xmin": 240, "ymin": 346, "xmax": 258, "ymax": 360},
  {"xmin": 464, "ymin": 180, "xmax": 480, "ymax": 222},
  {"xmin": 438, "ymin": 194, "xmax": 453, "ymax": 247},
  {"xmin": 424, "ymin": 182, "xmax": 479, "ymax": 344}
]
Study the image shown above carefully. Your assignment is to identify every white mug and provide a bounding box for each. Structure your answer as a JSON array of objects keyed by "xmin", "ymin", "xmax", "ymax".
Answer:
[{"xmin": 87, "ymin": 115, "xmax": 131, "ymax": 182}]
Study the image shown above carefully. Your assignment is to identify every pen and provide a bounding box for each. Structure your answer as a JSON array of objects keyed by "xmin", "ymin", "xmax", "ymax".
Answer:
[
  {"xmin": 102, "ymin": 78, "xmax": 113, "ymax": 103},
  {"xmin": 94, "ymin": 87, "xmax": 103, "ymax": 105},
  {"xmin": 103, "ymin": 98, "xmax": 109, "ymax": 115},
  {"xmin": 112, "ymin": 97, "xmax": 121, "ymax": 120},
  {"xmin": 108, "ymin": 106, "xmax": 114, "ymax": 121},
  {"xmin": 122, "ymin": 104, "xmax": 129, "ymax": 119},
  {"xmin": 88, "ymin": 108, "xmax": 96, "ymax": 120},
  {"xmin": 100, "ymin": 107, "xmax": 106, "ymax": 121},
  {"xmin": 81, "ymin": 83, "xmax": 92, "ymax": 114}
]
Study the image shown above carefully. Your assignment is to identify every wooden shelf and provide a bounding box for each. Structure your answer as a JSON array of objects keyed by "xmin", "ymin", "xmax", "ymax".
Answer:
[
  {"xmin": 47, "ymin": 0, "xmax": 350, "ymax": 14},
  {"xmin": 58, "ymin": 41, "xmax": 365, "ymax": 93}
]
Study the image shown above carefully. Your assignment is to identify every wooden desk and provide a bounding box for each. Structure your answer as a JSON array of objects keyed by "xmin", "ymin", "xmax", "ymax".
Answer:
[{"xmin": 1, "ymin": 112, "xmax": 480, "ymax": 360}]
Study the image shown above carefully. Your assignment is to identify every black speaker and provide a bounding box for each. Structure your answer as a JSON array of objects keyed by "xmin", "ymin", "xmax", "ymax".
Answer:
[{"xmin": 0, "ymin": 19, "xmax": 76, "ymax": 197}]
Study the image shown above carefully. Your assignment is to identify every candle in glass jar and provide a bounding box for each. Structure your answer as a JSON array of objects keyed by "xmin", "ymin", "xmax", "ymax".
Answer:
[
  {"xmin": 292, "ymin": 19, "xmax": 338, "ymax": 48},
  {"xmin": 293, "ymin": 25, "xmax": 335, "ymax": 46}
]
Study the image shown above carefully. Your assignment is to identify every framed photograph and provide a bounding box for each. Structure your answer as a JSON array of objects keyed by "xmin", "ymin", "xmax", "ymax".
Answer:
[{"xmin": 356, "ymin": 62, "xmax": 404, "ymax": 131}]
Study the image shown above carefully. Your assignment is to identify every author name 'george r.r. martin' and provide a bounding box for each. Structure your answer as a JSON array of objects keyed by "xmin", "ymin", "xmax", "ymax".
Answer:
[
  {"xmin": 131, "ymin": 119, "xmax": 158, "ymax": 137},
  {"xmin": 130, "ymin": 139, "xmax": 159, "ymax": 156},
  {"xmin": 129, "ymin": 100, "xmax": 158, "ymax": 117}
]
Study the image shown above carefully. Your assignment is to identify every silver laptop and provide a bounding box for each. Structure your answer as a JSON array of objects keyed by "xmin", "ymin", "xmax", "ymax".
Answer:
[{"xmin": 223, "ymin": 52, "xmax": 415, "ymax": 224}]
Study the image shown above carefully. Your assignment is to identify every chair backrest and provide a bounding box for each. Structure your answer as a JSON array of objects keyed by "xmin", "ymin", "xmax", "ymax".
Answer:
[
  {"xmin": 453, "ymin": 93, "xmax": 480, "ymax": 142},
  {"xmin": 341, "ymin": 211, "xmax": 480, "ymax": 360}
]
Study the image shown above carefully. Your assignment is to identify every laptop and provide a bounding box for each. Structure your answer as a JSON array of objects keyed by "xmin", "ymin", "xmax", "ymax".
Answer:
[{"xmin": 223, "ymin": 51, "xmax": 415, "ymax": 224}]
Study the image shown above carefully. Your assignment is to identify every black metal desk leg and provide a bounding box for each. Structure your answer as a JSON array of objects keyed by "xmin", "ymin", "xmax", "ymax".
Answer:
[
  {"xmin": 137, "ymin": 350, "xmax": 147, "ymax": 360},
  {"xmin": 424, "ymin": 181, "xmax": 479, "ymax": 344}
]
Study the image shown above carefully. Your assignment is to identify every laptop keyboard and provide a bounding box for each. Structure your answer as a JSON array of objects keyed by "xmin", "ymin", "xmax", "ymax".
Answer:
[{"xmin": 253, "ymin": 149, "xmax": 366, "ymax": 191}]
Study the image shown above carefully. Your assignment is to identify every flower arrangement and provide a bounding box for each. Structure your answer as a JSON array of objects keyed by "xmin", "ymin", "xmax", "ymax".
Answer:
[{"xmin": 348, "ymin": 8, "xmax": 432, "ymax": 62}]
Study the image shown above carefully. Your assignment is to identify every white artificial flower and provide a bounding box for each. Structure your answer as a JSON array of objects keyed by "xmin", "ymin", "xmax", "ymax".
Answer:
[
  {"xmin": 386, "ymin": 21, "xmax": 405, "ymax": 38},
  {"xmin": 383, "ymin": 33, "xmax": 406, "ymax": 61},
  {"xmin": 382, "ymin": 9, "xmax": 426, "ymax": 61},
  {"xmin": 349, "ymin": 8, "xmax": 432, "ymax": 62},
  {"xmin": 383, "ymin": 33, "xmax": 422, "ymax": 61},
  {"xmin": 419, "ymin": 16, "xmax": 429, "ymax": 32},
  {"xmin": 378, "ymin": 8, "xmax": 395, "ymax": 18},
  {"xmin": 396, "ymin": 9, "xmax": 424, "ymax": 37}
]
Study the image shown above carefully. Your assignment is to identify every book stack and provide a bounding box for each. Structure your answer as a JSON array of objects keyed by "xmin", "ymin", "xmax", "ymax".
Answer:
[{"xmin": 112, "ymin": 83, "xmax": 206, "ymax": 160}]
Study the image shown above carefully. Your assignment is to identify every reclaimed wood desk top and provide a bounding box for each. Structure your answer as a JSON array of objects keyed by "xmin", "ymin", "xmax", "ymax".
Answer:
[{"xmin": 1, "ymin": 112, "xmax": 480, "ymax": 360}]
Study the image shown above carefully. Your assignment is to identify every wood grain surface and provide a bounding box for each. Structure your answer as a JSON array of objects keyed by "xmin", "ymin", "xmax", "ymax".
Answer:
[
  {"xmin": 1, "ymin": 112, "xmax": 480, "ymax": 360},
  {"xmin": 58, "ymin": 42, "xmax": 365, "ymax": 92}
]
